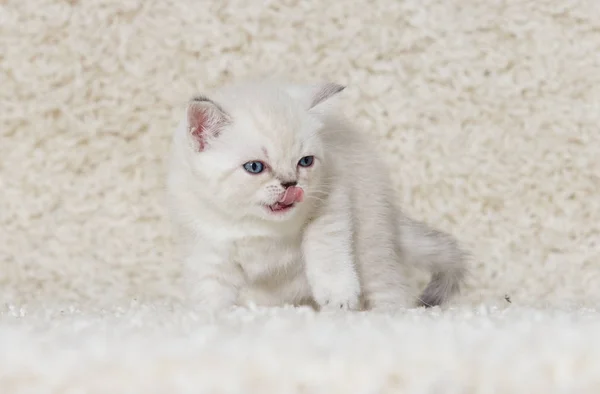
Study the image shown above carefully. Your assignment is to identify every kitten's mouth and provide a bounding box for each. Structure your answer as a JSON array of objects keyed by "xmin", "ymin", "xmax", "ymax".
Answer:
[
  {"xmin": 266, "ymin": 186, "xmax": 304, "ymax": 214},
  {"xmin": 267, "ymin": 202, "xmax": 296, "ymax": 213}
]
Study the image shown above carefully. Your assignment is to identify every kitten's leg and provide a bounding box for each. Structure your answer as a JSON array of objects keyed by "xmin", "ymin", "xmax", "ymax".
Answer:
[
  {"xmin": 302, "ymin": 189, "xmax": 361, "ymax": 311},
  {"xmin": 397, "ymin": 215, "xmax": 468, "ymax": 307},
  {"xmin": 352, "ymin": 193, "xmax": 413, "ymax": 311},
  {"xmin": 354, "ymin": 221, "xmax": 413, "ymax": 311},
  {"xmin": 183, "ymin": 246, "xmax": 244, "ymax": 312}
]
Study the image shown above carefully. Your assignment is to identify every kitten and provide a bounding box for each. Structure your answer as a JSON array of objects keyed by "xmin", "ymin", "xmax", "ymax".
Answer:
[{"xmin": 166, "ymin": 79, "xmax": 467, "ymax": 312}]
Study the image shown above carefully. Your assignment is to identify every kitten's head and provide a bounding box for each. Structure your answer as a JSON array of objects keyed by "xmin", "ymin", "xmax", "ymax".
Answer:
[{"xmin": 176, "ymin": 80, "xmax": 344, "ymax": 222}]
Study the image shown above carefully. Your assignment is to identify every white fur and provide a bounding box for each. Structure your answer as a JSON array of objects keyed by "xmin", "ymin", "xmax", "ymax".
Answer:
[{"xmin": 166, "ymin": 80, "xmax": 467, "ymax": 312}]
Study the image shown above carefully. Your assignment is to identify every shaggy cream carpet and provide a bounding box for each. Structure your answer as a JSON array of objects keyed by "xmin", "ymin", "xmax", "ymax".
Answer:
[{"xmin": 1, "ymin": 0, "xmax": 599, "ymax": 392}]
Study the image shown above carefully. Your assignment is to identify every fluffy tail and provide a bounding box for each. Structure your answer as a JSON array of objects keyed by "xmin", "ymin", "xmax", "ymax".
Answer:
[{"xmin": 398, "ymin": 215, "xmax": 468, "ymax": 307}]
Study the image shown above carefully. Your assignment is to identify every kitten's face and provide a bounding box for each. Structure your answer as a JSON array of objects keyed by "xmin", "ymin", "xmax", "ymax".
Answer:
[{"xmin": 189, "ymin": 99, "xmax": 326, "ymax": 222}]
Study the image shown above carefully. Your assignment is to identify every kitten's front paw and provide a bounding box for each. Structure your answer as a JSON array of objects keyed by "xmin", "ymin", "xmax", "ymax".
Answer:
[{"xmin": 312, "ymin": 278, "xmax": 361, "ymax": 311}]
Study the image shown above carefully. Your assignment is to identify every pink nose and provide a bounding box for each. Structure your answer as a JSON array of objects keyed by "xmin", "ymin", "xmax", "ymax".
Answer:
[{"xmin": 278, "ymin": 186, "xmax": 304, "ymax": 205}]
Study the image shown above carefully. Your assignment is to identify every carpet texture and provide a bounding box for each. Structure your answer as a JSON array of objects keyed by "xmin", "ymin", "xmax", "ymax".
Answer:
[{"xmin": 1, "ymin": 0, "xmax": 599, "ymax": 392}]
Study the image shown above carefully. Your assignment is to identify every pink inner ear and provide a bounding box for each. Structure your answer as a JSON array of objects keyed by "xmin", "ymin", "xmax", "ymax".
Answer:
[
  {"xmin": 189, "ymin": 108, "xmax": 208, "ymax": 151},
  {"xmin": 188, "ymin": 101, "xmax": 226, "ymax": 151}
]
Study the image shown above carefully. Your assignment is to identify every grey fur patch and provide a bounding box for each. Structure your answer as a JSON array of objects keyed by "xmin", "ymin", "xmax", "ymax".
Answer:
[
  {"xmin": 191, "ymin": 95, "xmax": 211, "ymax": 102},
  {"xmin": 397, "ymin": 215, "xmax": 468, "ymax": 308},
  {"xmin": 418, "ymin": 271, "xmax": 463, "ymax": 307},
  {"xmin": 310, "ymin": 83, "xmax": 345, "ymax": 109},
  {"xmin": 190, "ymin": 95, "xmax": 228, "ymax": 115}
]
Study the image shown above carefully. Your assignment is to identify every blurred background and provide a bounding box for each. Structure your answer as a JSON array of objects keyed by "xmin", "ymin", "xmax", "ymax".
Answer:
[{"xmin": 1, "ymin": 0, "xmax": 599, "ymax": 309}]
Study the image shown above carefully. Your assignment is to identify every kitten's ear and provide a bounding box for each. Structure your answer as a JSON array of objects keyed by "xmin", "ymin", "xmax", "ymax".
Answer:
[
  {"xmin": 308, "ymin": 82, "xmax": 346, "ymax": 110},
  {"xmin": 286, "ymin": 82, "xmax": 346, "ymax": 112},
  {"xmin": 186, "ymin": 96, "xmax": 229, "ymax": 151}
]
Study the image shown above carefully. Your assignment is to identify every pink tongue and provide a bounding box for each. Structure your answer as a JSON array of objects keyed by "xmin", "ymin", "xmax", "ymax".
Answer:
[{"xmin": 278, "ymin": 186, "xmax": 304, "ymax": 205}]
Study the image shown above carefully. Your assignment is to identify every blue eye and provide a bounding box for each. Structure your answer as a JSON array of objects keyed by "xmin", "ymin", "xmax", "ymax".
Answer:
[
  {"xmin": 243, "ymin": 161, "xmax": 265, "ymax": 174},
  {"xmin": 298, "ymin": 156, "xmax": 314, "ymax": 167}
]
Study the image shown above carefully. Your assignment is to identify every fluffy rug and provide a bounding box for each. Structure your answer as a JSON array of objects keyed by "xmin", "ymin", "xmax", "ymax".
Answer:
[
  {"xmin": 1, "ymin": 0, "xmax": 599, "ymax": 392},
  {"xmin": 2, "ymin": 304, "xmax": 600, "ymax": 393}
]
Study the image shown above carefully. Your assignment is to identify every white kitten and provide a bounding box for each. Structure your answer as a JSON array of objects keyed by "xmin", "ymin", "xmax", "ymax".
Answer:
[{"xmin": 166, "ymin": 79, "xmax": 467, "ymax": 312}]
